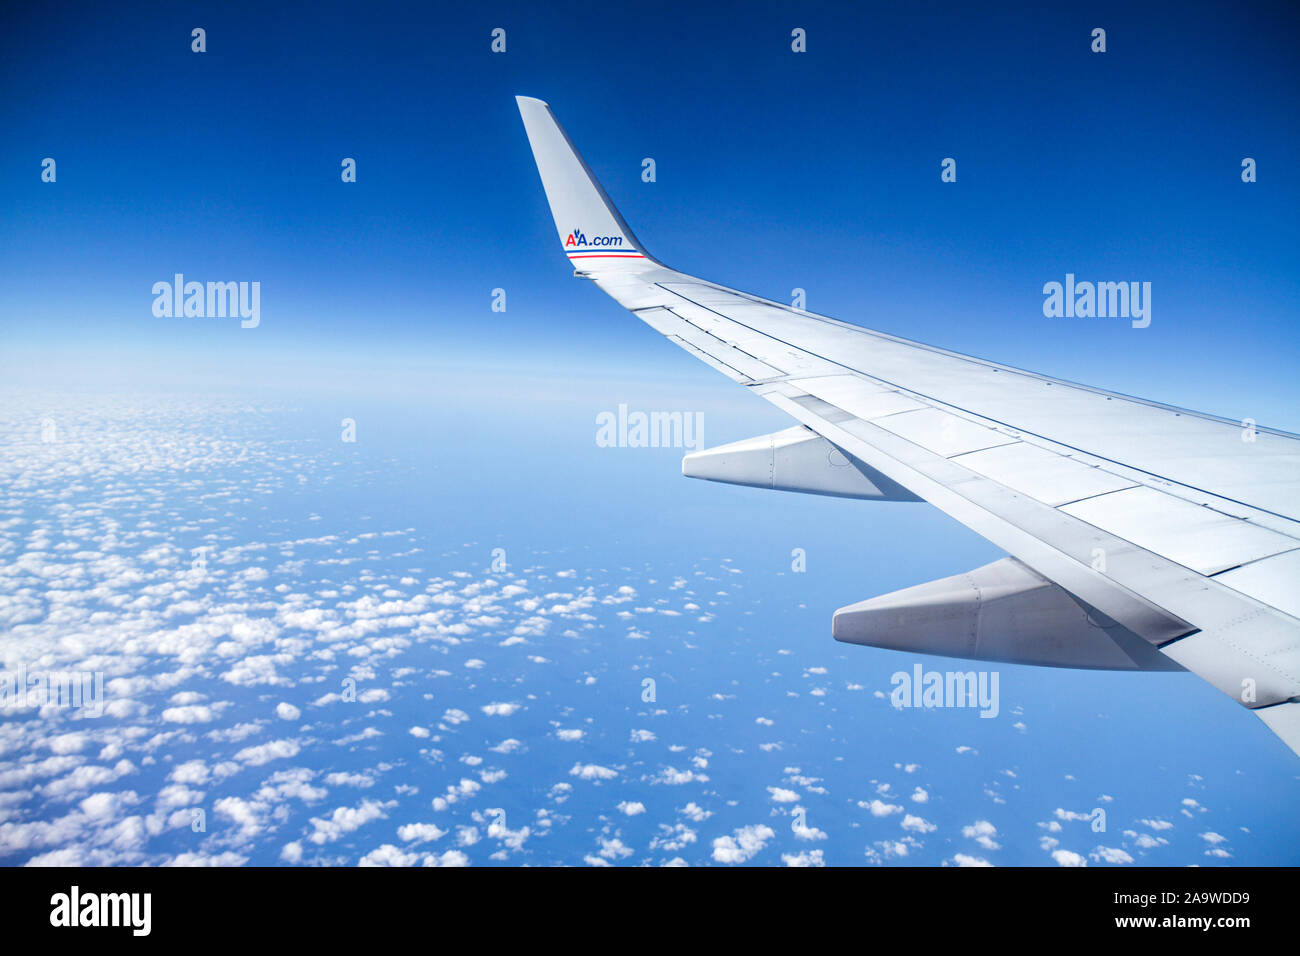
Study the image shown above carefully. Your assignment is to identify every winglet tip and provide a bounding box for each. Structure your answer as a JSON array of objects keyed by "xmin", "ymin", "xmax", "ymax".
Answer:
[{"xmin": 515, "ymin": 94, "xmax": 550, "ymax": 110}]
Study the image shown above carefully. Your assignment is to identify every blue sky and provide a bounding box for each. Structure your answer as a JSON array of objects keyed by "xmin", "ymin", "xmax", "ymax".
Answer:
[
  {"xmin": 3, "ymin": 0, "xmax": 1298, "ymax": 409},
  {"xmin": 1, "ymin": 0, "xmax": 1298, "ymax": 866}
]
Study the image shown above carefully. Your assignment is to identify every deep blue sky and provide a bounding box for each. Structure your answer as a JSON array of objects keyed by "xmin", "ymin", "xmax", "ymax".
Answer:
[{"xmin": 2, "ymin": 0, "xmax": 1299, "ymax": 429}]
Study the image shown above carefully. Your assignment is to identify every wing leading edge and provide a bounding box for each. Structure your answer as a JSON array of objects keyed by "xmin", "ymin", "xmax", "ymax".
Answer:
[{"xmin": 515, "ymin": 95, "xmax": 1300, "ymax": 758}]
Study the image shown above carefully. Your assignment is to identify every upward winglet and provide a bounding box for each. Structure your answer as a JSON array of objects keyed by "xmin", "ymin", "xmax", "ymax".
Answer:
[{"xmin": 516, "ymin": 96, "xmax": 657, "ymax": 272}]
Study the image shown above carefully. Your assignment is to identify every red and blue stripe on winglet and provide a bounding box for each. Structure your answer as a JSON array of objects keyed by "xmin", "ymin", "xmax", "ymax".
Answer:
[{"xmin": 566, "ymin": 249, "xmax": 645, "ymax": 260}]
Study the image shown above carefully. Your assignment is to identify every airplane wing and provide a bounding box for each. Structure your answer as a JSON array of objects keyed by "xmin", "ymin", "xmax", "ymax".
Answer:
[{"xmin": 515, "ymin": 95, "xmax": 1300, "ymax": 757}]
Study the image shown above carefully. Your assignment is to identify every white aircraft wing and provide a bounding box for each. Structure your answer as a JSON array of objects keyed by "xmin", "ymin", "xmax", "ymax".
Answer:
[{"xmin": 516, "ymin": 95, "xmax": 1300, "ymax": 757}]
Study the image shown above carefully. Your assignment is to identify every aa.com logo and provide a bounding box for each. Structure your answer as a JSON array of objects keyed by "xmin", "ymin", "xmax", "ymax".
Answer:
[{"xmin": 565, "ymin": 227, "xmax": 623, "ymax": 248}]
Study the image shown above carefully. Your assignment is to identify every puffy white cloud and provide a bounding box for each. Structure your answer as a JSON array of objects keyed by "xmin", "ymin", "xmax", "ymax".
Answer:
[
  {"xmin": 235, "ymin": 739, "xmax": 301, "ymax": 766},
  {"xmin": 359, "ymin": 844, "xmax": 419, "ymax": 867},
  {"xmin": 397, "ymin": 822, "xmax": 447, "ymax": 844},
  {"xmin": 1090, "ymin": 846, "xmax": 1134, "ymax": 864},
  {"xmin": 569, "ymin": 763, "xmax": 617, "ymax": 781},
  {"xmin": 651, "ymin": 767, "xmax": 706, "ymax": 786},
  {"xmin": 1051, "ymin": 849, "xmax": 1087, "ymax": 867},
  {"xmin": 431, "ymin": 779, "xmax": 481, "ymax": 812},
  {"xmin": 48, "ymin": 733, "xmax": 87, "ymax": 755},
  {"xmin": 961, "ymin": 820, "xmax": 1000, "ymax": 851},
  {"xmin": 307, "ymin": 800, "xmax": 394, "ymax": 845},
  {"xmin": 214, "ymin": 796, "xmax": 265, "ymax": 838},
  {"xmin": 169, "ymin": 761, "xmax": 210, "ymax": 786},
  {"xmin": 426, "ymin": 850, "xmax": 470, "ymax": 867},
  {"xmin": 782, "ymin": 850, "xmax": 825, "ymax": 867},
  {"xmin": 161, "ymin": 705, "xmax": 215, "ymax": 724},
  {"xmin": 678, "ymin": 802, "xmax": 711, "ymax": 822},
  {"xmin": 712, "ymin": 825, "xmax": 775, "ymax": 864},
  {"xmin": 792, "ymin": 819, "xmax": 827, "ymax": 842}
]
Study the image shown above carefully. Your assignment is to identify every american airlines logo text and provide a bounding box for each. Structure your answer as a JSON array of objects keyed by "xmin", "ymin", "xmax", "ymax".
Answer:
[
  {"xmin": 566, "ymin": 227, "xmax": 623, "ymax": 248},
  {"xmin": 50, "ymin": 886, "xmax": 151, "ymax": 936}
]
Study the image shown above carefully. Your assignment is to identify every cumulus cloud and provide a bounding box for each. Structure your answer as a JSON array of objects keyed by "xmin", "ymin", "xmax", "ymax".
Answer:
[
  {"xmin": 307, "ymin": 800, "xmax": 394, "ymax": 845},
  {"xmin": 1090, "ymin": 846, "xmax": 1134, "ymax": 864},
  {"xmin": 782, "ymin": 850, "xmax": 825, "ymax": 867},
  {"xmin": 569, "ymin": 763, "xmax": 617, "ymax": 781},
  {"xmin": 398, "ymin": 822, "xmax": 447, "ymax": 844},
  {"xmin": 860, "ymin": 799, "xmax": 903, "ymax": 818},
  {"xmin": 712, "ymin": 825, "xmax": 775, "ymax": 864},
  {"xmin": 235, "ymin": 739, "xmax": 301, "ymax": 766},
  {"xmin": 961, "ymin": 820, "xmax": 1000, "ymax": 851}
]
